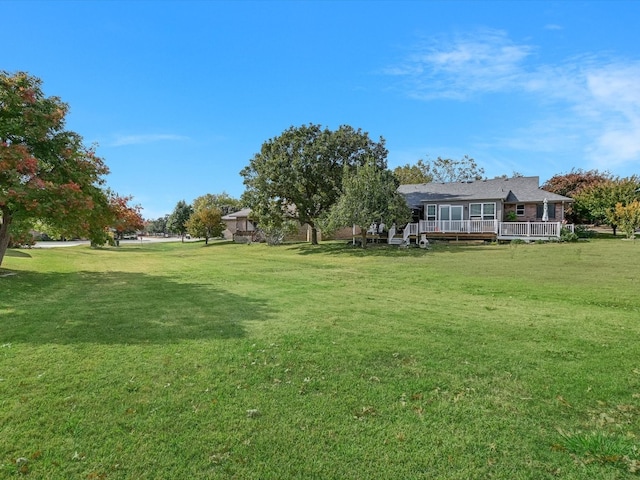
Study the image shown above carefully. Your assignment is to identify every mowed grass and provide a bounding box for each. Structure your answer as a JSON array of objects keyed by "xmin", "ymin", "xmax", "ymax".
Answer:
[{"xmin": 1, "ymin": 238, "xmax": 639, "ymax": 479}]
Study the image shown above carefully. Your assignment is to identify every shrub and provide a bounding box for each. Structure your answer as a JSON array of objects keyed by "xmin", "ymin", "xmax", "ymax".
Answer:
[
  {"xmin": 560, "ymin": 227, "xmax": 579, "ymax": 242},
  {"xmin": 574, "ymin": 224, "xmax": 596, "ymax": 238}
]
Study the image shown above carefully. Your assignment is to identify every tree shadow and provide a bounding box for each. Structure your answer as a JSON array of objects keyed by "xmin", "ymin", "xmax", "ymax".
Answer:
[
  {"xmin": 4, "ymin": 249, "xmax": 32, "ymax": 258},
  {"xmin": 288, "ymin": 241, "xmax": 433, "ymax": 257},
  {"xmin": 0, "ymin": 270, "xmax": 272, "ymax": 345}
]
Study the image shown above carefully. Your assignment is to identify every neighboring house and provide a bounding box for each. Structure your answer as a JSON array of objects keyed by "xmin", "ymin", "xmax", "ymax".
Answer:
[
  {"xmin": 221, "ymin": 208, "xmax": 258, "ymax": 242},
  {"xmin": 394, "ymin": 176, "xmax": 574, "ymax": 244},
  {"xmin": 221, "ymin": 208, "xmax": 354, "ymax": 243}
]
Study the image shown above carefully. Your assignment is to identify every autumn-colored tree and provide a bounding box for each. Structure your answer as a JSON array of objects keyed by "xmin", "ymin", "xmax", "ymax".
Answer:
[
  {"xmin": 186, "ymin": 193, "xmax": 238, "ymax": 244},
  {"xmin": 0, "ymin": 71, "xmax": 111, "ymax": 267},
  {"xmin": 611, "ymin": 200, "xmax": 640, "ymax": 239},
  {"xmin": 542, "ymin": 169, "xmax": 612, "ymax": 223},
  {"xmin": 186, "ymin": 207, "xmax": 223, "ymax": 244},
  {"xmin": 109, "ymin": 193, "xmax": 144, "ymax": 242},
  {"xmin": 574, "ymin": 176, "xmax": 640, "ymax": 235}
]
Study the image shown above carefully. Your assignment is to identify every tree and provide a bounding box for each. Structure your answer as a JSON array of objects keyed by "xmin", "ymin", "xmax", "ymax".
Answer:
[
  {"xmin": 167, "ymin": 200, "xmax": 193, "ymax": 241},
  {"xmin": 574, "ymin": 176, "xmax": 640, "ymax": 234},
  {"xmin": 186, "ymin": 193, "xmax": 229, "ymax": 244},
  {"xmin": 109, "ymin": 193, "xmax": 144, "ymax": 243},
  {"xmin": 192, "ymin": 192, "xmax": 241, "ymax": 216},
  {"xmin": 542, "ymin": 169, "xmax": 612, "ymax": 223},
  {"xmin": 240, "ymin": 124, "xmax": 388, "ymax": 245},
  {"xmin": 611, "ymin": 200, "xmax": 640, "ymax": 239},
  {"xmin": 325, "ymin": 160, "xmax": 411, "ymax": 248},
  {"xmin": 424, "ymin": 155, "xmax": 484, "ymax": 183},
  {"xmin": 0, "ymin": 71, "xmax": 111, "ymax": 267},
  {"xmin": 145, "ymin": 215, "xmax": 169, "ymax": 236},
  {"xmin": 393, "ymin": 159, "xmax": 433, "ymax": 184}
]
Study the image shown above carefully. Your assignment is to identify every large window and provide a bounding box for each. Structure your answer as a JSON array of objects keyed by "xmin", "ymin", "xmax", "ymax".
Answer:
[
  {"xmin": 469, "ymin": 202, "xmax": 496, "ymax": 220},
  {"xmin": 536, "ymin": 203, "xmax": 555, "ymax": 219}
]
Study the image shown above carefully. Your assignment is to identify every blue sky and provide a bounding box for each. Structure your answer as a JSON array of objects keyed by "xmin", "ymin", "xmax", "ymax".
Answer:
[{"xmin": 3, "ymin": 0, "xmax": 640, "ymax": 219}]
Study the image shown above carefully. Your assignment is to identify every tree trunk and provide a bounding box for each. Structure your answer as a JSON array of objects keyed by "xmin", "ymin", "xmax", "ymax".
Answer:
[
  {"xmin": 0, "ymin": 209, "xmax": 13, "ymax": 269},
  {"xmin": 310, "ymin": 226, "xmax": 318, "ymax": 245}
]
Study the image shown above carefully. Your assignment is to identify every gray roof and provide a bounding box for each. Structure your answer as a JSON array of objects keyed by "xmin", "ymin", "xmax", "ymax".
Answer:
[
  {"xmin": 398, "ymin": 176, "xmax": 573, "ymax": 208},
  {"xmin": 221, "ymin": 207, "xmax": 252, "ymax": 220}
]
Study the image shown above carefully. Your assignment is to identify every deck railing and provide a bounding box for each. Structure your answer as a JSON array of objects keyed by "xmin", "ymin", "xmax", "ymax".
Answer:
[
  {"xmin": 418, "ymin": 219, "xmax": 498, "ymax": 234},
  {"xmin": 401, "ymin": 221, "xmax": 572, "ymax": 240},
  {"xmin": 498, "ymin": 222, "xmax": 562, "ymax": 238}
]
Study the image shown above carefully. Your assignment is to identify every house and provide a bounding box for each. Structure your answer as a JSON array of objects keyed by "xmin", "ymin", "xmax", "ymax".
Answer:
[
  {"xmin": 221, "ymin": 208, "xmax": 259, "ymax": 242},
  {"xmin": 221, "ymin": 207, "xmax": 355, "ymax": 243},
  {"xmin": 394, "ymin": 176, "xmax": 574, "ymax": 244}
]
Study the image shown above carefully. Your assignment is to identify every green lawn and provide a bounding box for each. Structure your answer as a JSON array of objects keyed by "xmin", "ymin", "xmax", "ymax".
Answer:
[{"xmin": 1, "ymin": 239, "xmax": 639, "ymax": 479}]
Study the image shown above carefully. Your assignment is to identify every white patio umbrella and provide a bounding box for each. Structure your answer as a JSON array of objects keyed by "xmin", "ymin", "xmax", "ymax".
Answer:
[{"xmin": 542, "ymin": 198, "xmax": 549, "ymax": 222}]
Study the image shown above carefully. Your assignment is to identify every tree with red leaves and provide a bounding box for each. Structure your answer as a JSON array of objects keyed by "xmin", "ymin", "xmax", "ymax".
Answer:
[
  {"xmin": 542, "ymin": 169, "xmax": 613, "ymax": 223},
  {"xmin": 108, "ymin": 193, "xmax": 144, "ymax": 243},
  {"xmin": 0, "ymin": 71, "xmax": 111, "ymax": 266}
]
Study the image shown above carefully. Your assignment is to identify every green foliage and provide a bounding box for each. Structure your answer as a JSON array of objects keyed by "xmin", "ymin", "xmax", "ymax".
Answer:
[
  {"xmin": 326, "ymin": 160, "xmax": 411, "ymax": 247},
  {"xmin": 425, "ymin": 155, "xmax": 484, "ymax": 183},
  {"xmin": 560, "ymin": 226, "xmax": 579, "ymax": 242},
  {"xmin": 612, "ymin": 200, "xmax": 640, "ymax": 239},
  {"xmin": 574, "ymin": 224, "xmax": 596, "ymax": 238},
  {"xmin": 393, "ymin": 155, "xmax": 484, "ymax": 185},
  {"xmin": 192, "ymin": 192, "xmax": 241, "ymax": 216},
  {"xmin": 392, "ymin": 159, "xmax": 433, "ymax": 184},
  {"xmin": 5, "ymin": 218, "xmax": 35, "ymax": 247},
  {"xmin": 145, "ymin": 215, "xmax": 169, "ymax": 235},
  {"xmin": 240, "ymin": 124, "xmax": 388, "ymax": 244},
  {"xmin": 186, "ymin": 205, "xmax": 224, "ymax": 244},
  {"xmin": 505, "ymin": 211, "xmax": 517, "ymax": 222},
  {"xmin": 574, "ymin": 176, "xmax": 640, "ymax": 234},
  {"xmin": 167, "ymin": 200, "xmax": 193, "ymax": 240},
  {"xmin": 0, "ymin": 71, "xmax": 112, "ymax": 266}
]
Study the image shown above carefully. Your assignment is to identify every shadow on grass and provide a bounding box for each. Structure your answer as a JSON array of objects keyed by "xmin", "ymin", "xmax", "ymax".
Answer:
[
  {"xmin": 4, "ymin": 249, "xmax": 32, "ymax": 258},
  {"xmin": 287, "ymin": 241, "xmax": 496, "ymax": 257},
  {"xmin": 0, "ymin": 270, "xmax": 272, "ymax": 345}
]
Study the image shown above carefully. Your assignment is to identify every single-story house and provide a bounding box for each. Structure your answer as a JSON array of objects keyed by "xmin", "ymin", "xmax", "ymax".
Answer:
[
  {"xmin": 221, "ymin": 208, "xmax": 258, "ymax": 242},
  {"xmin": 221, "ymin": 208, "xmax": 355, "ymax": 243},
  {"xmin": 394, "ymin": 176, "xmax": 574, "ymax": 243}
]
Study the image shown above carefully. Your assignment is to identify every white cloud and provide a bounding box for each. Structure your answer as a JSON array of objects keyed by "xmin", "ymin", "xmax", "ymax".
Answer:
[
  {"xmin": 385, "ymin": 30, "xmax": 640, "ymax": 174},
  {"xmin": 110, "ymin": 134, "xmax": 189, "ymax": 147},
  {"xmin": 387, "ymin": 29, "xmax": 533, "ymax": 100}
]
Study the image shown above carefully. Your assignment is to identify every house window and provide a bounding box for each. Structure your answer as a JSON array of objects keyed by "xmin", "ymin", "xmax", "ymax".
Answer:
[
  {"xmin": 469, "ymin": 202, "xmax": 496, "ymax": 220},
  {"xmin": 425, "ymin": 204, "xmax": 436, "ymax": 221},
  {"xmin": 516, "ymin": 204, "xmax": 525, "ymax": 216},
  {"xmin": 536, "ymin": 203, "xmax": 555, "ymax": 219}
]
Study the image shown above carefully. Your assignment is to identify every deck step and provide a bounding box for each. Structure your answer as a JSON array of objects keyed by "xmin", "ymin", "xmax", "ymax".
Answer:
[{"xmin": 388, "ymin": 238, "xmax": 404, "ymax": 245}]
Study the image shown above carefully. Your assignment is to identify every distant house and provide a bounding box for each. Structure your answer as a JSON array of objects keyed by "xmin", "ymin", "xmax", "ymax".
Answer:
[
  {"xmin": 392, "ymin": 176, "xmax": 574, "ymax": 244},
  {"xmin": 221, "ymin": 207, "xmax": 354, "ymax": 243},
  {"xmin": 221, "ymin": 208, "xmax": 258, "ymax": 242}
]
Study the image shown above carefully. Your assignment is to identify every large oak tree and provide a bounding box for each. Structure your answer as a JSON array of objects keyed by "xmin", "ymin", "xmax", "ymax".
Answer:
[
  {"xmin": 240, "ymin": 124, "xmax": 388, "ymax": 244},
  {"xmin": 0, "ymin": 71, "xmax": 111, "ymax": 267}
]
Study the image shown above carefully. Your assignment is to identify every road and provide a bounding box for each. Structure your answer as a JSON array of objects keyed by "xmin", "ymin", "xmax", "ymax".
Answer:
[{"xmin": 34, "ymin": 237, "xmax": 200, "ymax": 248}]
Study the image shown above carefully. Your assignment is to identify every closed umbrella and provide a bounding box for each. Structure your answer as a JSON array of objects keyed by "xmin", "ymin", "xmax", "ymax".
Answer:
[{"xmin": 542, "ymin": 198, "xmax": 549, "ymax": 222}]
